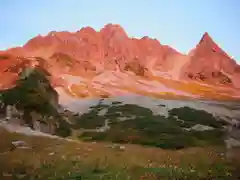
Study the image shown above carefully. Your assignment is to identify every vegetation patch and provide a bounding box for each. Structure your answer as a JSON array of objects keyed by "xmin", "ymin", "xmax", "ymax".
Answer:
[
  {"xmin": 0, "ymin": 68, "xmax": 58, "ymax": 115},
  {"xmin": 0, "ymin": 67, "xmax": 73, "ymax": 136},
  {"xmin": 0, "ymin": 128, "xmax": 238, "ymax": 180},
  {"xmin": 168, "ymin": 106, "xmax": 228, "ymax": 128},
  {"xmin": 78, "ymin": 103, "xmax": 227, "ymax": 149}
]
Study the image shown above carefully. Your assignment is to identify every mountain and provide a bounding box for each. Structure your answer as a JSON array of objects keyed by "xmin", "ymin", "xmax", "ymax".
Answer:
[
  {"xmin": 3, "ymin": 24, "xmax": 181, "ymax": 75},
  {"xmin": 0, "ymin": 24, "xmax": 240, "ymax": 101},
  {"xmin": 182, "ymin": 32, "xmax": 240, "ymax": 86}
]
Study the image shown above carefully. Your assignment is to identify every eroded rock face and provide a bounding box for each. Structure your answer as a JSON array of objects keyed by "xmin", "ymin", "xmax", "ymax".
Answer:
[
  {"xmin": 1, "ymin": 24, "xmax": 181, "ymax": 77},
  {"xmin": 0, "ymin": 24, "xmax": 239, "ymax": 100},
  {"xmin": 232, "ymin": 73, "xmax": 240, "ymax": 89},
  {"xmin": 181, "ymin": 32, "xmax": 240, "ymax": 87}
]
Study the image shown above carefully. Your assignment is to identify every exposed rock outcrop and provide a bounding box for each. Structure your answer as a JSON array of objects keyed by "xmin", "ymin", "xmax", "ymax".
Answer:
[
  {"xmin": 0, "ymin": 24, "xmax": 239, "ymax": 100},
  {"xmin": 182, "ymin": 32, "xmax": 240, "ymax": 87}
]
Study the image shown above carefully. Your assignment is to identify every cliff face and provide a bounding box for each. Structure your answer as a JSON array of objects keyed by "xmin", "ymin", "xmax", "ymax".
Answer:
[
  {"xmin": 0, "ymin": 24, "xmax": 240, "ymax": 100},
  {"xmin": 1, "ymin": 24, "xmax": 182, "ymax": 76},
  {"xmin": 181, "ymin": 32, "xmax": 240, "ymax": 87}
]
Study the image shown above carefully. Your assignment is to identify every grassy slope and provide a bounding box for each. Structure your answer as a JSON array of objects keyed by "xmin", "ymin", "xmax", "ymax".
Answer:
[{"xmin": 0, "ymin": 127, "xmax": 239, "ymax": 180}]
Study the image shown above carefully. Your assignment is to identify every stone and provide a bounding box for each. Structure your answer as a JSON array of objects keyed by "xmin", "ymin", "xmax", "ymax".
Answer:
[
  {"xmin": 11, "ymin": 140, "xmax": 30, "ymax": 149},
  {"xmin": 190, "ymin": 124, "xmax": 215, "ymax": 131},
  {"xmin": 2, "ymin": 172, "xmax": 12, "ymax": 177},
  {"xmin": 119, "ymin": 145, "xmax": 125, "ymax": 151},
  {"xmin": 86, "ymin": 147, "xmax": 92, "ymax": 152}
]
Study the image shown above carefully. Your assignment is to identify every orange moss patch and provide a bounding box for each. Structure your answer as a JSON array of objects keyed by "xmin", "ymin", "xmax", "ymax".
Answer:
[{"xmin": 151, "ymin": 76, "xmax": 240, "ymax": 101}]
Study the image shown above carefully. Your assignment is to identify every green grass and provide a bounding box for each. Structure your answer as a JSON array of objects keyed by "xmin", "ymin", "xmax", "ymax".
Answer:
[
  {"xmin": 0, "ymin": 128, "xmax": 239, "ymax": 180},
  {"xmin": 1, "ymin": 161, "xmax": 235, "ymax": 180}
]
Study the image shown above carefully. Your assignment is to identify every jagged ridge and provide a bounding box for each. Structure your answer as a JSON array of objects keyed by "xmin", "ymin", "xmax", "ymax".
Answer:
[{"xmin": 0, "ymin": 24, "xmax": 240, "ymax": 100}]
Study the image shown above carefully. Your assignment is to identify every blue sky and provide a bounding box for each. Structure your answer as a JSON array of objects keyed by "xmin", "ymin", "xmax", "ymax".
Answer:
[{"xmin": 1, "ymin": 0, "xmax": 240, "ymax": 62}]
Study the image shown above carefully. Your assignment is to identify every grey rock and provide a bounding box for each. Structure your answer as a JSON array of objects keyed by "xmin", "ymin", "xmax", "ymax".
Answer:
[
  {"xmin": 119, "ymin": 145, "xmax": 125, "ymax": 151},
  {"xmin": 225, "ymin": 138, "xmax": 240, "ymax": 148},
  {"xmin": 12, "ymin": 140, "xmax": 30, "ymax": 149},
  {"xmin": 190, "ymin": 124, "xmax": 215, "ymax": 131}
]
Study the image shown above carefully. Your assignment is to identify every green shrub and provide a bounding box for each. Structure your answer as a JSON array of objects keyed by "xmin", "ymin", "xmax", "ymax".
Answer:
[
  {"xmin": 55, "ymin": 125, "xmax": 71, "ymax": 137},
  {"xmin": 169, "ymin": 107, "xmax": 228, "ymax": 128},
  {"xmin": 77, "ymin": 104, "xmax": 227, "ymax": 149},
  {"xmin": 73, "ymin": 111, "xmax": 106, "ymax": 129},
  {"xmin": 0, "ymin": 67, "xmax": 58, "ymax": 116}
]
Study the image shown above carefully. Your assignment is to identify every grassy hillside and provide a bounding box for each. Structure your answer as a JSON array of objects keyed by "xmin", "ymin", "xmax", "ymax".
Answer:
[{"xmin": 0, "ymin": 127, "xmax": 239, "ymax": 180}]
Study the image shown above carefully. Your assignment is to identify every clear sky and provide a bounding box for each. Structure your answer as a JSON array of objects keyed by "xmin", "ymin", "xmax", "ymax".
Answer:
[{"xmin": 1, "ymin": 0, "xmax": 240, "ymax": 62}]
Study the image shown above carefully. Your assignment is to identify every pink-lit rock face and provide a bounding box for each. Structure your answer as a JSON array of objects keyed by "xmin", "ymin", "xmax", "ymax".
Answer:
[
  {"xmin": 0, "ymin": 24, "xmax": 240, "ymax": 101},
  {"xmin": 2, "ymin": 24, "xmax": 182, "ymax": 75},
  {"xmin": 181, "ymin": 32, "xmax": 240, "ymax": 86}
]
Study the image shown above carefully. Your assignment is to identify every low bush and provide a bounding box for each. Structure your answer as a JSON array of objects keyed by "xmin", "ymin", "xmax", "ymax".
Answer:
[
  {"xmin": 169, "ymin": 106, "xmax": 228, "ymax": 128},
  {"xmin": 78, "ymin": 104, "xmax": 226, "ymax": 149},
  {"xmin": 55, "ymin": 125, "xmax": 71, "ymax": 138}
]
